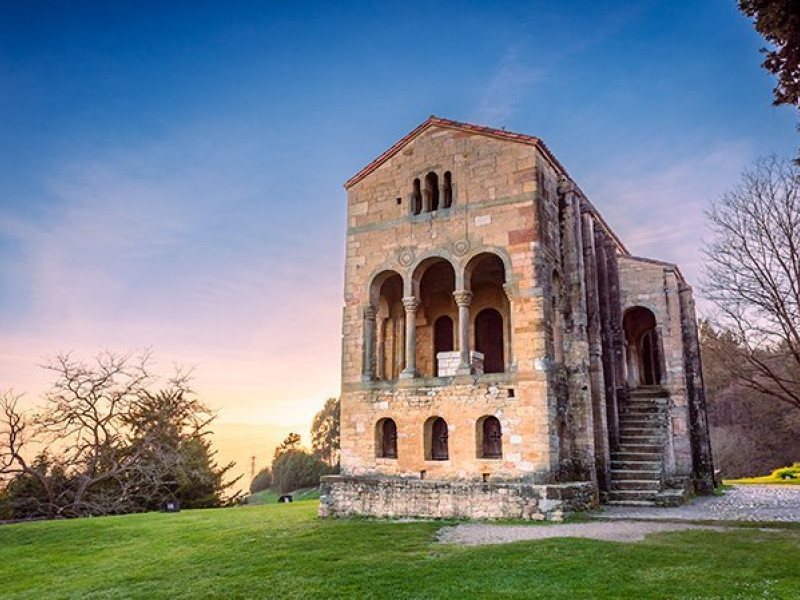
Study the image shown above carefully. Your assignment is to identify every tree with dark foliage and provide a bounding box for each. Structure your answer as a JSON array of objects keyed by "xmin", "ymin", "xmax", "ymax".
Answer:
[
  {"xmin": 310, "ymin": 397, "xmax": 340, "ymax": 467},
  {"xmin": 740, "ymin": 0, "xmax": 800, "ymax": 159}
]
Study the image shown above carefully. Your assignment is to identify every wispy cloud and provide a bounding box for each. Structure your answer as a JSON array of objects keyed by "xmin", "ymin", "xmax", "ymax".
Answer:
[
  {"xmin": 472, "ymin": 46, "xmax": 544, "ymax": 124},
  {"xmin": 0, "ymin": 128, "xmax": 343, "ymax": 425},
  {"xmin": 583, "ymin": 141, "xmax": 752, "ymax": 294}
]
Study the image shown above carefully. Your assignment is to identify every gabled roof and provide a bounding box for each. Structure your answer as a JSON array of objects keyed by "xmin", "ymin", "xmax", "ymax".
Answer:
[
  {"xmin": 343, "ymin": 115, "xmax": 629, "ymax": 255},
  {"xmin": 344, "ymin": 115, "xmax": 571, "ymax": 189}
]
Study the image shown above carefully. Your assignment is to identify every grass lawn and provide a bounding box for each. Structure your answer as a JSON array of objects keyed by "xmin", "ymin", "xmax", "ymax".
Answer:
[
  {"xmin": 1, "ymin": 502, "xmax": 799, "ymax": 600},
  {"xmin": 725, "ymin": 463, "xmax": 800, "ymax": 486},
  {"xmin": 243, "ymin": 487, "xmax": 321, "ymax": 505}
]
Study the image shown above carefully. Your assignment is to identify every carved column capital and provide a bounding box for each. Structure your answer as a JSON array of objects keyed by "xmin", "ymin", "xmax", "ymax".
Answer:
[
  {"xmin": 453, "ymin": 290, "xmax": 473, "ymax": 307},
  {"xmin": 363, "ymin": 305, "xmax": 377, "ymax": 320},
  {"xmin": 402, "ymin": 296, "xmax": 420, "ymax": 313},
  {"xmin": 502, "ymin": 283, "xmax": 516, "ymax": 301}
]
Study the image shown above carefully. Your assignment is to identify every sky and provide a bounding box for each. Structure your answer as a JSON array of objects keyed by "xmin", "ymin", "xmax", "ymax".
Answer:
[{"xmin": 0, "ymin": 1, "xmax": 797, "ymax": 441}]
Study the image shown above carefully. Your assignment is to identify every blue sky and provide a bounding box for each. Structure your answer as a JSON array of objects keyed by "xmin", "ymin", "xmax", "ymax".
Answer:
[{"xmin": 0, "ymin": 0, "xmax": 797, "ymax": 428}]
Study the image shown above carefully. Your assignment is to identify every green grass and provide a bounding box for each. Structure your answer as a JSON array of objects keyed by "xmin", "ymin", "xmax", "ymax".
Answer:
[
  {"xmin": 243, "ymin": 487, "xmax": 320, "ymax": 505},
  {"xmin": 1, "ymin": 502, "xmax": 799, "ymax": 599},
  {"xmin": 725, "ymin": 462, "xmax": 800, "ymax": 485}
]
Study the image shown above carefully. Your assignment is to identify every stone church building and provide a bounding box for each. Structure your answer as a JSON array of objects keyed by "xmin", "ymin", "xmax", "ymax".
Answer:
[{"xmin": 319, "ymin": 117, "xmax": 715, "ymax": 520}]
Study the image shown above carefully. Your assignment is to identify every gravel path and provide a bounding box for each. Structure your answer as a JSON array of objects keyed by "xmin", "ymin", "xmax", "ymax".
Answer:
[
  {"xmin": 438, "ymin": 485, "xmax": 799, "ymax": 546},
  {"xmin": 438, "ymin": 521, "xmax": 730, "ymax": 545},
  {"xmin": 596, "ymin": 484, "xmax": 800, "ymax": 523}
]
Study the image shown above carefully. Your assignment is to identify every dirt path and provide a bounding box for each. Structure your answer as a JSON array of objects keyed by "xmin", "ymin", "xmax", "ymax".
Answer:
[{"xmin": 438, "ymin": 485, "xmax": 799, "ymax": 546}]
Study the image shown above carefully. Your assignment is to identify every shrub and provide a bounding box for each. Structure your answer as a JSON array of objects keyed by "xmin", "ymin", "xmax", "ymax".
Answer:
[
  {"xmin": 249, "ymin": 468, "xmax": 273, "ymax": 493},
  {"xmin": 271, "ymin": 450, "xmax": 329, "ymax": 494}
]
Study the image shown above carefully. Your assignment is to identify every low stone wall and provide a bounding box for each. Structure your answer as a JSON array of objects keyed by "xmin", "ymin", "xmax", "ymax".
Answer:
[{"xmin": 318, "ymin": 475, "xmax": 596, "ymax": 521}]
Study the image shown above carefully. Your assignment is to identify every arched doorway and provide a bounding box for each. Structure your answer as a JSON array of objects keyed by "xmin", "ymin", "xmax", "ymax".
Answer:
[
  {"xmin": 433, "ymin": 316, "xmax": 454, "ymax": 376},
  {"xmin": 475, "ymin": 308, "xmax": 504, "ymax": 374},
  {"xmin": 623, "ymin": 307, "xmax": 662, "ymax": 386}
]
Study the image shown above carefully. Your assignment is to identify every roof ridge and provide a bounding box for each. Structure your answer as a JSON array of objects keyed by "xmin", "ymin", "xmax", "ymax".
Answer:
[{"xmin": 344, "ymin": 116, "xmax": 563, "ymax": 189}]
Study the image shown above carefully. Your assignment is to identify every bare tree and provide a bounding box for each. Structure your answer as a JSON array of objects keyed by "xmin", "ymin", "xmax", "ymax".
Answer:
[
  {"xmin": 702, "ymin": 156, "xmax": 800, "ymax": 411},
  {"xmin": 0, "ymin": 391, "xmax": 61, "ymax": 518},
  {"xmin": 1, "ymin": 350, "xmax": 238, "ymax": 519}
]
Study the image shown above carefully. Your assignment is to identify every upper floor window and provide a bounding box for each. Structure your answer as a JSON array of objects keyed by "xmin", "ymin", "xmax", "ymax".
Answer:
[
  {"xmin": 442, "ymin": 171, "xmax": 452, "ymax": 209},
  {"xmin": 412, "ymin": 178, "xmax": 422, "ymax": 215},
  {"xmin": 425, "ymin": 172, "xmax": 439, "ymax": 212},
  {"xmin": 410, "ymin": 171, "xmax": 452, "ymax": 215}
]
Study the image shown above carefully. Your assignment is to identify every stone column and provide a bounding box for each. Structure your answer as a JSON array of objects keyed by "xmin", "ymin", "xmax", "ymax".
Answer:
[
  {"xmin": 362, "ymin": 305, "xmax": 377, "ymax": 382},
  {"xmin": 376, "ymin": 317, "xmax": 386, "ymax": 380},
  {"xmin": 502, "ymin": 283, "xmax": 516, "ymax": 372},
  {"xmin": 399, "ymin": 297, "xmax": 420, "ymax": 379},
  {"xmin": 453, "ymin": 290, "xmax": 473, "ymax": 374}
]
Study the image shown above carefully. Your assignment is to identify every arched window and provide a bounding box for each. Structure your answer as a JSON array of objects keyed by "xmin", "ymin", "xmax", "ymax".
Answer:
[
  {"xmin": 477, "ymin": 416, "xmax": 502, "ymax": 459},
  {"xmin": 425, "ymin": 417, "xmax": 449, "ymax": 460},
  {"xmin": 425, "ymin": 172, "xmax": 439, "ymax": 212},
  {"xmin": 412, "ymin": 178, "xmax": 422, "ymax": 215},
  {"xmin": 442, "ymin": 171, "xmax": 453, "ymax": 208},
  {"xmin": 376, "ymin": 418, "xmax": 398, "ymax": 459},
  {"xmin": 475, "ymin": 308, "xmax": 504, "ymax": 373},
  {"xmin": 434, "ymin": 316, "xmax": 454, "ymax": 376}
]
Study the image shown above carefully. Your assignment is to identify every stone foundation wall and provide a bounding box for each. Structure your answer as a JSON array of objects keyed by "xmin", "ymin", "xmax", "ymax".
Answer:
[{"xmin": 319, "ymin": 475, "xmax": 596, "ymax": 521}]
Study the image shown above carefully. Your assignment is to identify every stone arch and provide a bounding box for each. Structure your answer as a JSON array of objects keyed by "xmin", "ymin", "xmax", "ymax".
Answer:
[
  {"xmin": 464, "ymin": 252, "xmax": 509, "ymax": 374},
  {"xmin": 367, "ymin": 269, "xmax": 405, "ymax": 380},
  {"xmin": 476, "ymin": 415, "xmax": 502, "ymax": 459},
  {"xmin": 411, "ymin": 257, "xmax": 457, "ymax": 377},
  {"xmin": 622, "ymin": 306, "xmax": 663, "ymax": 386},
  {"xmin": 424, "ymin": 416, "xmax": 449, "ymax": 461},
  {"xmin": 462, "ymin": 249, "xmax": 511, "ymax": 291},
  {"xmin": 375, "ymin": 418, "xmax": 398, "ymax": 459}
]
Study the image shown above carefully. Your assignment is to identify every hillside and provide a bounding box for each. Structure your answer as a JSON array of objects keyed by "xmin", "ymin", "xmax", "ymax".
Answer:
[{"xmin": 0, "ymin": 503, "xmax": 798, "ymax": 599}]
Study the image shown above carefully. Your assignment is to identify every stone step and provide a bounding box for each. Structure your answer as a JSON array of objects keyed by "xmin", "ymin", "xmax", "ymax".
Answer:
[
  {"xmin": 627, "ymin": 387, "xmax": 670, "ymax": 399},
  {"xmin": 611, "ymin": 460, "xmax": 661, "ymax": 470},
  {"xmin": 610, "ymin": 479, "xmax": 661, "ymax": 491},
  {"xmin": 605, "ymin": 499, "xmax": 658, "ymax": 507},
  {"xmin": 610, "ymin": 469, "xmax": 661, "ymax": 481},
  {"xmin": 619, "ymin": 436, "xmax": 661, "ymax": 445},
  {"xmin": 616, "ymin": 443, "xmax": 661, "ymax": 454},
  {"xmin": 618, "ymin": 416, "xmax": 658, "ymax": 425},
  {"xmin": 617, "ymin": 427, "xmax": 659, "ymax": 435},
  {"xmin": 619, "ymin": 406, "xmax": 659, "ymax": 412},
  {"xmin": 612, "ymin": 451, "xmax": 662, "ymax": 462},
  {"xmin": 608, "ymin": 489, "xmax": 659, "ymax": 502}
]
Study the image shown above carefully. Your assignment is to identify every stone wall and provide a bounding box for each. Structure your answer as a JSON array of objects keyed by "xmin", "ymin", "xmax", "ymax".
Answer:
[{"xmin": 319, "ymin": 475, "xmax": 596, "ymax": 520}]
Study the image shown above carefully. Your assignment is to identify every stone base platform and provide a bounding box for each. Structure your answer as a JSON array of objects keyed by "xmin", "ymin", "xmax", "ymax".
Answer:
[{"xmin": 318, "ymin": 475, "xmax": 597, "ymax": 521}]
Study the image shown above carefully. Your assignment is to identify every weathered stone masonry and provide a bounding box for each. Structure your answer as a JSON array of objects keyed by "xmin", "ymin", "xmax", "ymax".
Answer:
[{"xmin": 320, "ymin": 117, "xmax": 715, "ymax": 520}]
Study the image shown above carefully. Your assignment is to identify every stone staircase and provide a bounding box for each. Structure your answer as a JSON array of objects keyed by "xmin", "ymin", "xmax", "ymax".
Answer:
[{"xmin": 608, "ymin": 387, "xmax": 683, "ymax": 506}]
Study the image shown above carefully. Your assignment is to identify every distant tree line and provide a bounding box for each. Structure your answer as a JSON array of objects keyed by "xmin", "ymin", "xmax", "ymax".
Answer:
[
  {"xmin": 249, "ymin": 398, "xmax": 340, "ymax": 496},
  {"xmin": 0, "ymin": 351, "xmax": 238, "ymax": 521}
]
